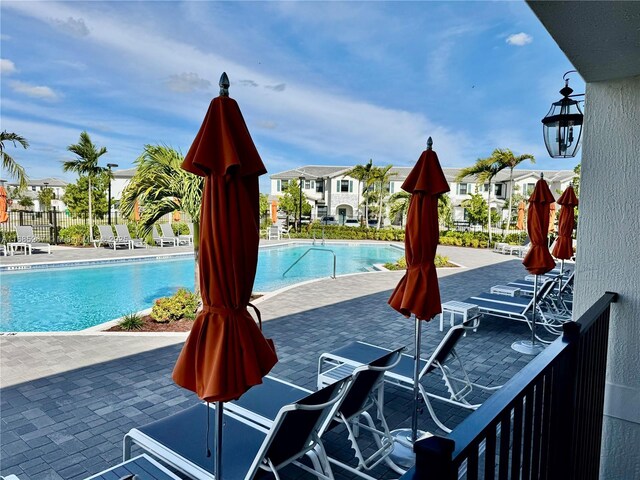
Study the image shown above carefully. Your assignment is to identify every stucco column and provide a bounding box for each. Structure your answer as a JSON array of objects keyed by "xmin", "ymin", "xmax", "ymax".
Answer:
[{"xmin": 573, "ymin": 75, "xmax": 640, "ymax": 479}]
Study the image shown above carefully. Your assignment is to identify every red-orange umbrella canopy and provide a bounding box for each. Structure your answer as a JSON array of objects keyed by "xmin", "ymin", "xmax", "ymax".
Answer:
[
  {"xmin": 388, "ymin": 145, "xmax": 450, "ymax": 320},
  {"xmin": 548, "ymin": 202, "xmax": 557, "ymax": 234},
  {"xmin": 516, "ymin": 201, "xmax": 525, "ymax": 230},
  {"xmin": 270, "ymin": 200, "xmax": 278, "ymax": 224},
  {"xmin": 172, "ymin": 80, "xmax": 277, "ymax": 403},
  {"xmin": 173, "ymin": 211, "xmax": 181, "ymax": 222},
  {"xmin": 0, "ymin": 186, "xmax": 8, "ymax": 223},
  {"xmin": 552, "ymin": 185, "xmax": 578, "ymax": 260},
  {"xmin": 523, "ymin": 177, "xmax": 556, "ymax": 275}
]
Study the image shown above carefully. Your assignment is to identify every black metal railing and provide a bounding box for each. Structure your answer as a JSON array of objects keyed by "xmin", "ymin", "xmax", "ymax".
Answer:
[{"xmin": 404, "ymin": 292, "xmax": 617, "ymax": 480}]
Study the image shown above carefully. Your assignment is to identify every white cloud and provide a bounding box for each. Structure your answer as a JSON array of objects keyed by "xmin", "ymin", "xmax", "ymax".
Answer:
[
  {"xmin": 506, "ymin": 32, "xmax": 533, "ymax": 46},
  {"xmin": 265, "ymin": 83, "xmax": 286, "ymax": 92},
  {"xmin": 52, "ymin": 16, "xmax": 90, "ymax": 37},
  {"xmin": 0, "ymin": 34, "xmax": 11, "ymax": 41},
  {"xmin": 0, "ymin": 58, "xmax": 17, "ymax": 74},
  {"xmin": 10, "ymin": 81, "xmax": 59, "ymax": 100},
  {"xmin": 165, "ymin": 72, "xmax": 211, "ymax": 93}
]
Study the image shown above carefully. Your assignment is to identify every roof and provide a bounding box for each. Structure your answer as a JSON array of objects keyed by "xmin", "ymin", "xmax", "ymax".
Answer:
[
  {"xmin": 270, "ymin": 165, "xmax": 576, "ymax": 184},
  {"xmin": 112, "ymin": 167, "xmax": 137, "ymax": 178},
  {"xmin": 6, "ymin": 177, "xmax": 68, "ymax": 187}
]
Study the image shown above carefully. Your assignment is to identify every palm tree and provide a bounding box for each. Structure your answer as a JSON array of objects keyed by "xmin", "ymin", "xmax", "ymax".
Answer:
[
  {"xmin": 492, "ymin": 148, "xmax": 535, "ymax": 228},
  {"xmin": 0, "ymin": 131, "xmax": 29, "ymax": 190},
  {"xmin": 456, "ymin": 155, "xmax": 506, "ymax": 245},
  {"xmin": 120, "ymin": 144, "xmax": 204, "ymax": 292},
  {"xmin": 63, "ymin": 132, "xmax": 108, "ymax": 242},
  {"xmin": 370, "ymin": 165, "xmax": 396, "ymax": 229},
  {"xmin": 389, "ymin": 190, "xmax": 410, "ymax": 226},
  {"xmin": 345, "ymin": 159, "xmax": 373, "ymax": 224}
]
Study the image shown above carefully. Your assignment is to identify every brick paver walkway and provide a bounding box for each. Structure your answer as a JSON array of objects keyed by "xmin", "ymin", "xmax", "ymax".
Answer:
[{"xmin": 1, "ymin": 245, "xmax": 539, "ymax": 479}]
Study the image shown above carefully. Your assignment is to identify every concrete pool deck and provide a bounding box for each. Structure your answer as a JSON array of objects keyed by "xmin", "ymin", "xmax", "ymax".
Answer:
[{"xmin": 0, "ymin": 245, "xmax": 539, "ymax": 479}]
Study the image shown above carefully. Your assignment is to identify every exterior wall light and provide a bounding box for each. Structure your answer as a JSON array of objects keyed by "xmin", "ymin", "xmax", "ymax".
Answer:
[{"xmin": 542, "ymin": 71, "xmax": 584, "ymax": 158}]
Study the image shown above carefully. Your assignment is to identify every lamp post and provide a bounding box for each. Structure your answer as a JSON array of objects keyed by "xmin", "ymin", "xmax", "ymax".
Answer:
[
  {"xmin": 298, "ymin": 176, "xmax": 304, "ymax": 232},
  {"xmin": 106, "ymin": 163, "xmax": 118, "ymax": 225},
  {"xmin": 43, "ymin": 182, "xmax": 49, "ymax": 212},
  {"xmin": 542, "ymin": 71, "xmax": 584, "ymax": 158}
]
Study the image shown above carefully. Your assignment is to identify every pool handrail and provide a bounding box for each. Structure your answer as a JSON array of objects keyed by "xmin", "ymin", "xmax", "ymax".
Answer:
[{"xmin": 282, "ymin": 248, "xmax": 336, "ymax": 279}]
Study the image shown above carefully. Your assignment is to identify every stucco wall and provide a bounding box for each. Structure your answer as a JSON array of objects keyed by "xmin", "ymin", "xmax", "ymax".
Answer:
[{"xmin": 574, "ymin": 75, "xmax": 640, "ymax": 479}]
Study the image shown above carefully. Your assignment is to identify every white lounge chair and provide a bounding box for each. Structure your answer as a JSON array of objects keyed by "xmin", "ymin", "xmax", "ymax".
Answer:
[
  {"xmin": 123, "ymin": 378, "xmax": 350, "ymax": 480},
  {"xmin": 160, "ymin": 223, "xmax": 188, "ymax": 245},
  {"xmin": 178, "ymin": 222, "xmax": 194, "ymax": 245},
  {"xmin": 268, "ymin": 224, "xmax": 281, "ymax": 240},
  {"xmin": 152, "ymin": 226, "xmax": 178, "ymax": 247},
  {"xmin": 14, "ymin": 226, "xmax": 51, "ymax": 254},
  {"xmin": 115, "ymin": 224, "xmax": 146, "ymax": 249},
  {"xmin": 94, "ymin": 225, "xmax": 130, "ymax": 250},
  {"xmin": 318, "ymin": 322, "xmax": 500, "ymax": 434}
]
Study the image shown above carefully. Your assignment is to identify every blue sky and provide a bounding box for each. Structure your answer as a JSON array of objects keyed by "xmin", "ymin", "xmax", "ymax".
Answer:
[{"xmin": 1, "ymin": 1, "xmax": 583, "ymax": 193}]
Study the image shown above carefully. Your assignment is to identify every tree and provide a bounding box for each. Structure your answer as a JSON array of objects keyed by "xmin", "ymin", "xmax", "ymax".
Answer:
[
  {"xmin": 492, "ymin": 148, "xmax": 535, "ymax": 229},
  {"xmin": 259, "ymin": 192, "xmax": 270, "ymax": 219},
  {"xmin": 389, "ymin": 191, "xmax": 410, "ymax": 226},
  {"xmin": 438, "ymin": 193, "xmax": 454, "ymax": 228},
  {"xmin": 120, "ymin": 145, "xmax": 204, "ymax": 292},
  {"xmin": 63, "ymin": 132, "xmax": 108, "ymax": 242},
  {"xmin": 456, "ymin": 155, "xmax": 506, "ymax": 244},
  {"xmin": 0, "ymin": 130, "xmax": 29, "ymax": 190},
  {"xmin": 572, "ymin": 163, "xmax": 581, "ymax": 197},
  {"xmin": 9, "ymin": 187, "xmax": 33, "ymax": 209},
  {"xmin": 37, "ymin": 186, "xmax": 55, "ymax": 211},
  {"xmin": 346, "ymin": 159, "xmax": 373, "ymax": 223},
  {"xmin": 62, "ymin": 175, "xmax": 109, "ymax": 218},
  {"xmin": 278, "ymin": 179, "xmax": 310, "ymax": 226},
  {"xmin": 370, "ymin": 165, "xmax": 396, "ymax": 229}
]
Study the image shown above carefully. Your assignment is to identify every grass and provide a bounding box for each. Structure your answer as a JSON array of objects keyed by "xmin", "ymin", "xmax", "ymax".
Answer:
[{"xmin": 118, "ymin": 312, "xmax": 144, "ymax": 331}]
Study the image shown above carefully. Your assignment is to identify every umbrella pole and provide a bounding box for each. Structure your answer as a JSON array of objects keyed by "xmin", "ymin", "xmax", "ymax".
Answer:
[
  {"xmin": 531, "ymin": 274, "xmax": 538, "ymax": 347},
  {"xmin": 411, "ymin": 315, "xmax": 421, "ymax": 444},
  {"xmin": 214, "ymin": 401, "xmax": 223, "ymax": 479}
]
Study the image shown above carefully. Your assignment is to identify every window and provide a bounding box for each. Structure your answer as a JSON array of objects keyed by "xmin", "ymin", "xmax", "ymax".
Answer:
[
  {"xmin": 31, "ymin": 186, "xmax": 37, "ymax": 191},
  {"xmin": 339, "ymin": 180, "xmax": 351, "ymax": 192},
  {"xmin": 310, "ymin": 180, "xmax": 315, "ymax": 190},
  {"xmin": 316, "ymin": 180, "xmax": 324, "ymax": 193},
  {"xmin": 389, "ymin": 182, "xmax": 395, "ymax": 194},
  {"xmin": 494, "ymin": 184, "xmax": 503, "ymax": 197},
  {"xmin": 304, "ymin": 180, "xmax": 311, "ymax": 189},
  {"xmin": 526, "ymin": 183, "xmax": 536, "ymax": 195},
  {"xmin": 457, "ymin": 183, "xmax": 468, "ymax": 195}
]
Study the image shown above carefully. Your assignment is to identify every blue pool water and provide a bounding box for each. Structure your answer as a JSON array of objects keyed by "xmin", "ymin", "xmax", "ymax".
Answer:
[{"xmin": 0, "ymin": 243, "xmax": 403, "ymax": 332}]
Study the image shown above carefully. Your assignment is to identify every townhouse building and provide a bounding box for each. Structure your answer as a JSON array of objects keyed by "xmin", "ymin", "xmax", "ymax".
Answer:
[
  {"xmin": 269, "ymin": 165, "xmax": 576, "ymax": 225},
  {"xmin": 6, "ymin": 177, "xmax": 68, "ymax": 212}
]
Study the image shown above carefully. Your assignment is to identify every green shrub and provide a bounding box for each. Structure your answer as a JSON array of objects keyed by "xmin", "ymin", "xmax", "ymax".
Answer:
[
  {"xmin": 170, "ymin": 222, "xmax": 191, "ymax": 235},
  {"xmin": 384, "ymin": 254, "xmax": 453, "ymax": 270},
  {"xmin": 289, "ymin": 224, "xmax": 405, "ymax": 242},
  {"xmin": 60, "ymin": 224, "xmax": 91, "ymax": 246},
  {"xmin": 118, "ymin": 312, "xmax": 144, "ymax": 330},
  {"xmin": 0, "ymin": 231, "xmax": 17, "ymax": 243},
  {"xmin": 151, "ymin": 288, "xmax": 199, "ymax": 323}
]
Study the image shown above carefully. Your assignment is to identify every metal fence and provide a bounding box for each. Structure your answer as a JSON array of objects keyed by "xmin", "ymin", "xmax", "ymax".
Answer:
[
  {"xmin": 404, "ymin": 292, "xmax": 617, "ymax": 480},
  {"xmin": 0, "ymin": 209, "xmax": 192, "ymax": 244}
]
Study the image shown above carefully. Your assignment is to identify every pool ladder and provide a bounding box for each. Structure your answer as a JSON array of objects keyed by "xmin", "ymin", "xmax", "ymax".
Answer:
[{"xmin": 282, "ymin": 248, "xmax": 336, "ymax": 279}]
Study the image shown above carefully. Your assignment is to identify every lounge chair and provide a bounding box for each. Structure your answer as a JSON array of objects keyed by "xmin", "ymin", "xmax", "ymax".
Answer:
[
  {"xmin": 465, "ymin": 279, "xmax": 562, "ymax": 335},
  {"xmin": 178, "ymin": 222, "xmax": 194, "ymax": 245},
  {"xmin": 268, "ymin": 224, "xmax": 281, "ymax": 240},
  {"xmin": 160, "ymin": 223, "xmax": 189, "ymax": 246},
  {"xmin": 14, "ymin": 226, "xmax": 51, "ymax": 254},
  {"xmin": 230, "ymin": 348, "xmax": 405, "ymax": 479},
  {"xmin": 318, "ymin": 322, "xmax": 500, "ymax": 434},
  {"xmin": 123, "ymin": 377, "xmax": 350, "ymax": 480},
  {"xmin": 152, "ymin": 225, "xmax": 178, "ymax": 247},
  {"xmin": 115, "ymin": 224, "xmax": 146, "ymax": 249},
  {"xmin": 93, "ymin": 225, "xmax": 130, "ymax": 250}
]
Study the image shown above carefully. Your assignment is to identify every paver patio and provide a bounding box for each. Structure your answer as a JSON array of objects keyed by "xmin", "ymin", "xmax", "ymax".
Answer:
[{"xmin": 0, "ymin": 245, "xmax": 547, "ymax": 479}]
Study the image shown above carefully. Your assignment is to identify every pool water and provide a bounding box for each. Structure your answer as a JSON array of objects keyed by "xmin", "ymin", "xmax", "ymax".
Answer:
[{"xmin": 0, "ymin": 243, "xmax": 403, "ymax": 332}]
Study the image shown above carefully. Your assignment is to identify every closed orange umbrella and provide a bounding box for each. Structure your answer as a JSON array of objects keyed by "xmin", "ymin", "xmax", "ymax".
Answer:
[
  {"xmin": 552, "ymin": 185, "xmax": 578, "ymax": 260},
  {"xmin": 173, "ymin": 211, "xmax": 181, "ymax": 222},
  {"xmin": 388, "ymin": 137, "xmax": 449, "ymax": 451},
  {"xmin": 516, "ymin": 201, "xmax": 525, "ymax": 230},
  {"xmin": 270, "ymin": 200, "xmax": 278, "ymax": 224},
  {"xmin": 515, "ymin": 174, "xmax": 556, "ymax": 355},
  {"xmin": 548, "ymin": 202, "xmax": 557, "ymax": 234},
  {"xmin": 0, "ymin": 186, "xmax": 8, "ymax": 223},
  {"xmin": 172, "ymin": 73, "xmax": 277, "ymax": 478}
]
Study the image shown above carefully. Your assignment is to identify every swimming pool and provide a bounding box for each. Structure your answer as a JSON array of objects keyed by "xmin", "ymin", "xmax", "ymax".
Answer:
[{"xmin": 0, "ymin": 243, "xmax": 403, "ymax": 332}]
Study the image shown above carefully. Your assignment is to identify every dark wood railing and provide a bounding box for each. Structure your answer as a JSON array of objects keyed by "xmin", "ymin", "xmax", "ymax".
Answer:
[{"xmin": 404, "ymin": 292, "xmax": 617, "ymax": 480}]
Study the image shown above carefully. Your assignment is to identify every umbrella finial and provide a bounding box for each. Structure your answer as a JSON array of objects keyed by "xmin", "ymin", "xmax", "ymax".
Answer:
[
  {"xmin": 219, "ymin": 72, "xmax": 230, "ymax": 97},
  {"xmin": 540, "ymin": 172, "xmax": 544, "ymax": 179},
  {"xmin": 427, "ymin": 137, "xmax": 433, "ymax": 150}
]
